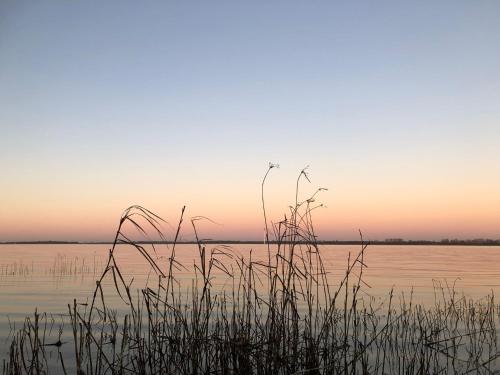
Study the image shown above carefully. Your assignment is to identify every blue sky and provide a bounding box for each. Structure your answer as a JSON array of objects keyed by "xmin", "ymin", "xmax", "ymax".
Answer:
[{"xmin": 1, "ymin": 1, "xmax": 499, "ymax": 241}]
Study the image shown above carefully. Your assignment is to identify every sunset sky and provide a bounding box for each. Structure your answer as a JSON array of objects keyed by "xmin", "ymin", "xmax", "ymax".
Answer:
[{"xmin": 1, "ymin": 1, "xmax": 499, "ymax": 242}]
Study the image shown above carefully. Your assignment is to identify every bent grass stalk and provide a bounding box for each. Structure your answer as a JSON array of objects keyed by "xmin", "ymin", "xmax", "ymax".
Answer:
[{"xmin": 3, "ymin": 169, "xmax": 500, "ymax": 374}]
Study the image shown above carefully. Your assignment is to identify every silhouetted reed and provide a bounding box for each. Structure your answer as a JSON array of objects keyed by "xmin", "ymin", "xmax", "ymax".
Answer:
[{"xmin": 3, "ymin": 167, "xmax": 500, "ymax": 374}]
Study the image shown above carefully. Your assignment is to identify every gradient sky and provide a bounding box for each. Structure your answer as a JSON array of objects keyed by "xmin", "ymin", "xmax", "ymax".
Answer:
[{"xmin": 1, "ymin": 1, "xmax": 499, "ymax": 241}]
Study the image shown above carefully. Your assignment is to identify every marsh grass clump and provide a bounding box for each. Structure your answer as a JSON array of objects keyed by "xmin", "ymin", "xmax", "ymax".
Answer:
[
  {"xmin": 0, "ymin": 261, "xmax": 33, "ymax": 278},
  {"xmin": 1, "ymin": 254, "xmax": 103, "ymax": 280},
  {"xmin": 3, "ymin": 168, "xmax": 500, "ymax": 374},
  {"xmin": 58, "ymin": 253, "xmax": 105, "ymax": 279},
  {"xmin": 47, "ymin": 254, "xmax": 103, "ymax": 278}
]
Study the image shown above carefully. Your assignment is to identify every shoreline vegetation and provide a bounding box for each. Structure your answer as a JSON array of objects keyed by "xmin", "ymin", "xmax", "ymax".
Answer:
[
  {"xmin": 2, "ymin": 239, "xmax": 500, "ymax": 246},
  {"xmin": 3, "ymin": 167, "xmax": 500, "ymax": 374}
]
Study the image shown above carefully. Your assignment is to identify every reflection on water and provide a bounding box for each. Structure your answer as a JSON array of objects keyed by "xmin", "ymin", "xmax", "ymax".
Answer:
[{"xmin": 1, "ymin": 243, "xmax": 499, "ymax": 361}]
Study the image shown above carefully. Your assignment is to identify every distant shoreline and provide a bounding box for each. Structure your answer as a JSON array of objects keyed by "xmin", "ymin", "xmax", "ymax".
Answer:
[{"xmin": 1, "ymin": 240, "xmax": 499, "ymax": 246}]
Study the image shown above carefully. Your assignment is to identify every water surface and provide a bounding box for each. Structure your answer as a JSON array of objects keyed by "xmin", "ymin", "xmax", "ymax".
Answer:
[{"xmin": 1, "ymin": 243, "xmax": 499, "ymax": 361}]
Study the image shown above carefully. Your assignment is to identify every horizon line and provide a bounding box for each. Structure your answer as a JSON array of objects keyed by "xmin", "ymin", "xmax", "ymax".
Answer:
[{"xmin": 1, "ymin": 238, "xmax": 500, "ymax": 246}]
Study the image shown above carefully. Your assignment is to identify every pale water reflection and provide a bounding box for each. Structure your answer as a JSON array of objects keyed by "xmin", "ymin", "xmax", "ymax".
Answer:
[{"xmin": 1, "ymin": 243, "xmax": 499, "ymax": 362}]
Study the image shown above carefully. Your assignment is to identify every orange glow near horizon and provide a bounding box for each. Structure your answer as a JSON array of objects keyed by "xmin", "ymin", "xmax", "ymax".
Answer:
[
  {"xmin": 1, "ymin": 171, "xmax": 499, "ymax": 242},
  {"xmin": 2, "ymin": 1, "xmax": 500, "ymax": 243}
]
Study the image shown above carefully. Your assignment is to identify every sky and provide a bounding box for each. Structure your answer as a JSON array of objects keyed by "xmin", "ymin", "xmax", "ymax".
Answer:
[{"xmin": 1, "ymin": 1, "xmax": 499, "ymax": 242}]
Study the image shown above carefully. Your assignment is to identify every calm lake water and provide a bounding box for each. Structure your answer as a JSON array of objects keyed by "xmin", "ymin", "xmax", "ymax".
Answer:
[{"xmin": 1, "ymin": 243, "xmax": 499, "ymax": 361}]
